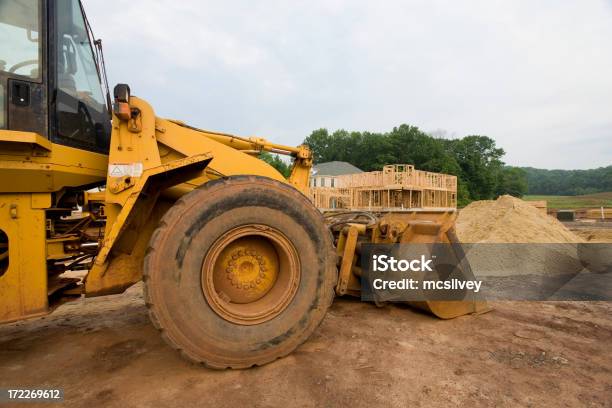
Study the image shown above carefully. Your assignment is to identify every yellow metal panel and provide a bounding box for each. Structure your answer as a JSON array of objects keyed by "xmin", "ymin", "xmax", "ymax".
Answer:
[
  {"xmin": 0, "ymin": 194, "xmax": 48, "ymax": 323},
  {"xmin": 46, "ymin": 240, "xmax": 67, "ymax": 260},
  {"xmin": 84, "ymin": 201, "xmax": 172, "ymax": 297},
  {"xmin": 31, "ymin": 192, "xmax": 52, "ymax": 209},
  {"xmin": 84, "ymin": 190, "xmax": 105, "ymax": 203},
  {"xmin": 0, "ymin": 130, "xmax": 52, "ymax": 151},
  {"xmin": 0, "ymin": 132, "xmax": 108, "ymax": 193}
]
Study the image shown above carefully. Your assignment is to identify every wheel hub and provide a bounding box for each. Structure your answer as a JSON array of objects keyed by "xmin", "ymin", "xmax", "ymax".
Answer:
[
  {"xmin": 216, "ymin": 241, "xmax": 278, "ymax": 303},
  {"xmin": 201, "ymin": 224, "xmax": 300, "ymax": 325}
]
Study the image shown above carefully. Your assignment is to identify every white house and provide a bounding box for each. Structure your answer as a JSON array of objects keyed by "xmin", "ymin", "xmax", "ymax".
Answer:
[{"xmin": 310, "ymin": 161, "xmax": 363, "ymax": 188}]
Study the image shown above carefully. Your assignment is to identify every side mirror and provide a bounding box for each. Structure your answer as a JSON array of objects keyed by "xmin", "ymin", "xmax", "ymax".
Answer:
[
  {"xmin": 113, "ymin": 83, "xmax": 131, "ymax": 120},
  {"xmin": 113, "ymin": 83, "xmax": 130, "ymax": 103}
]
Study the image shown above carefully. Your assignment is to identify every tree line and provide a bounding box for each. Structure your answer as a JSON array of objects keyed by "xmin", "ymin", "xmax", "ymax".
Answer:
[
  {"xmin": 302, "ymin": 125, "xmax": 525, "ymax": 205},
  {"xmin": 259, "ymin": 124, "xmax": 610, "ymax": 204},
  {"xmin": 521, "ymin": 166, "xmax": 612, "ymax": 195}
]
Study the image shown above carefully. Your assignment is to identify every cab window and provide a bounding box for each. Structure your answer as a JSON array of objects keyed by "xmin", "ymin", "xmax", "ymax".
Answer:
[
  {"xmin": 0, "ymin": 0, "xmax": 41, "ymax": 128},
  {"xmin": 54, "ymin": 0, "xmax": 110, "ymax": 153}
]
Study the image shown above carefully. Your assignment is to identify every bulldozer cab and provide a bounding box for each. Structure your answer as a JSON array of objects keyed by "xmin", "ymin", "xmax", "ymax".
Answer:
[{"xmin": 0, "ymin": 0, "xmax": 111, "ymax": 153}]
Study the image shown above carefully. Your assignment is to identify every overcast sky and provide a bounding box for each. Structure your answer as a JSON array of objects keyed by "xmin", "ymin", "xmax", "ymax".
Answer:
[{"xmin": 85, "ymin": 0, "xmax": 611, "ymax": 170}]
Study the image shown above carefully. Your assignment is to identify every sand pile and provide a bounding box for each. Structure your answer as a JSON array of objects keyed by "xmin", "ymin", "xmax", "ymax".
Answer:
[
  {"xmin": 454, "ymin": 197, "xmax": 612, "ymax": 301},
  {"xmin": 572, "ymin": 229, "xmax": 612, "ymax": 243},
  {"xmin": 456, "ymin": 195, "xmax": 583, "ymax": 243},
  {"xmin": 456, "ymin": 196, "xmax": 590, "ymax": 298}
]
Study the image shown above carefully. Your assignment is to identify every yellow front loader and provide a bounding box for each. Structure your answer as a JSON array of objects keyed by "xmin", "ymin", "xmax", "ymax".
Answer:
[{"xmin": 0, "ymin": 0, "xmax": 485, "ymax": 368}]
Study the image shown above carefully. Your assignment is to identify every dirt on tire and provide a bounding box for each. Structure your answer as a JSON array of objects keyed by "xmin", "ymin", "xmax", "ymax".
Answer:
[{"xmin": 143, "ymin": 175, "xmax": 337, "ymax": 368}]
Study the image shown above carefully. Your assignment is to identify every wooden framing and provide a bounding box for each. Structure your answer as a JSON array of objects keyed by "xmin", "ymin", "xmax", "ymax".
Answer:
[{"xmin": 309, "ymin": 164, "xmax": 457, "ymax": 210}]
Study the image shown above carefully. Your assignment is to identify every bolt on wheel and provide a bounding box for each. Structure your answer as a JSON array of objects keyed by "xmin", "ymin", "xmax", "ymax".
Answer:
[{"xmin": 202, "ymin": 224, "xmax": 300, "ymax": 325}]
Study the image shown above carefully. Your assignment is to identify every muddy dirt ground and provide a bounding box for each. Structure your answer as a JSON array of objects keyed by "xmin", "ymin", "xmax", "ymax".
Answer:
[{"xmin": 1, "ymin": 283, "xmax": 610, "ymax": 408}]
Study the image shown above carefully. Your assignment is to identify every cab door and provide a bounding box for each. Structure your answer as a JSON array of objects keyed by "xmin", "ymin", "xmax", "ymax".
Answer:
[{"xmin": 0, "ymin": 0, "xmax": 47, "ymax": 136}]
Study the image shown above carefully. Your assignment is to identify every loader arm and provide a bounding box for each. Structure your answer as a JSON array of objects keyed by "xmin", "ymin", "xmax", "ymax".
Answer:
[
  {"xmin": 165, "ymin": 120, "xmax": 313, "ymax": 195},
  {"xmin": 85, "ymin": 87, "xmax": 312, "ymax": 296}
]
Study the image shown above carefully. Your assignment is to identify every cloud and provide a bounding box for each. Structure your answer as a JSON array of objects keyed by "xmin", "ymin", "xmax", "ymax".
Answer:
[{"xmin": 84, "ymin": 0, "xmax": 612, "ymax": 169}]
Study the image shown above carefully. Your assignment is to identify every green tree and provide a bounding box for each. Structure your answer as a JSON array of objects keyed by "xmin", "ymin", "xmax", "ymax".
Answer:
[
  {"xmin": 456, "ymin": 183, "xmax": 472, "ymax": 207},
  {"xmin": 303, "ymin": 129, "xmax": 332, "ymax": 163},
  {"xmin": 496, "ymin": 167, "xmax": 528, "ymax": 197},
  {"xmin": 388, "ymin": 125, "xmax": 461, "ymax": 174},
  {"xmin": 258, "ymin": 152, "xmax": 291, "ymax": 178},
  {"xmin": 448, "ymin": 135, "xmax": 505, "ymax": 200}
]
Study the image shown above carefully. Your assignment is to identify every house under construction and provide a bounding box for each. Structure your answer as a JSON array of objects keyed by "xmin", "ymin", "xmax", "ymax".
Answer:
[{"xmin": 309, "ymin": 164, "xmax": 457, "ymax": 210}]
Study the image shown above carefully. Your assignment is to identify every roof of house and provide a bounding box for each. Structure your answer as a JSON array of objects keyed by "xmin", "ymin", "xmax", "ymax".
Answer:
[{"xmin": 312, "ymin": 161, "xmax": 363, "ymax": 176}]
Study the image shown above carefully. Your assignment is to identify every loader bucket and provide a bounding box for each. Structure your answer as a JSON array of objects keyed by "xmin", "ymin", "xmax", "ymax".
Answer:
[{"xmin": 329, "ymin": 210, "xmax": 491, "ymax": 319}]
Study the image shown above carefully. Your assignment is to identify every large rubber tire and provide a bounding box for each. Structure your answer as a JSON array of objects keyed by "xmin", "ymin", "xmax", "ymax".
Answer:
[{"xmin": 143, "ymin": 176, "xmax": 337, "ymax": 368}]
